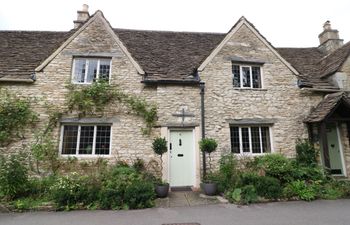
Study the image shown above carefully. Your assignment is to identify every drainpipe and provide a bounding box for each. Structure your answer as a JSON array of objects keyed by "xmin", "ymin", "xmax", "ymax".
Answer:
[{"xmin": 199, "ymin": 81, "xmax": 207, "ymax": 179}]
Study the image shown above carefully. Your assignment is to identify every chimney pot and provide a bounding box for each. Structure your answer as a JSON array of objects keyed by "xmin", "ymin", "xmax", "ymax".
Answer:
[
  {"xmin": 323, "ymin": 20, "xmax": 331, "ymax": 30},
  {"xmin": 73, "ymin": 4, "xmax": 90, "ymax": 29}
]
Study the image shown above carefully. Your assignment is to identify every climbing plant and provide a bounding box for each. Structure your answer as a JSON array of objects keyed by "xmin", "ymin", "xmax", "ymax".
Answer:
[
  {"xmin": 66, "ymin": 81, "xmax": 157, "ymax": 135},
  {"xmin": 30, "ymin": 106, "xmax": 63, "ymax": 174},
  {"xmin": 0, "ymin": 88, "xmax": 37, "ymax": 147}
]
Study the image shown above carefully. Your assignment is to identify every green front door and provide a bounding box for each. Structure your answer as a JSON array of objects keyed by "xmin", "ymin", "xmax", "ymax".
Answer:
[
  {"xmin": 324, "ymin": 123, "xmax": 344, "ymax": 175},
  {"xmin": 169, "ymin": 130, "xmax": 194, "ymax": 187}
]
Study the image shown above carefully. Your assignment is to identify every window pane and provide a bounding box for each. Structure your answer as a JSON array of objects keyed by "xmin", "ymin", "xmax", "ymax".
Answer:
[
  {"xmin": 95, "ymin": 126, "xmax": 111, "ymax": 155},
  {"xmin": 261, "ymin": 127, "xmax": 271, "ymax": 153},
  {"xmin": 79, "ymin": 126, "xmax": 94, "ymax": 155},
  {"xmin": 241, "ymin": 127, "xmax": 250, "ymax": 152},
  {"xmin": 87, "ymin": 59, "xmax": 98, "ymax": 83},
  {"xmin": 62, "ymin": 126, "xmax": 78, "ymax": 155},
  {"xmin": 99, "ymin": 59, "xmax": 111, "ymax": 82},
  {"xmin": 251, "ymin": 127, "xmax": 261, "ymax": 153},
  {"xmin": 232, "ymin": 65, "xmax": 240, "ymax": 87},
  {"xmin": 230, "ymin": 127, "xmax": 240, "ymax": 153},
  {"xmin": 242, "ymin": 67, "xmax": 251, "ymax": 87},
  {"xmin": 74, "ymin": 59, "xmax": 86, "ymax": 83},
  {"xmin": 252, "ymin": 67, "xmax": 261, "ymax": 88}
]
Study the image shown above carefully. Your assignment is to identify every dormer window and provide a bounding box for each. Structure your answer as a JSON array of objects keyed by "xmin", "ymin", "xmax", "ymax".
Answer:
[
  {"xmin": 72, "ymin": 58, "xmax": 111, "ymax": 84},
  {"xmin": 232, "ymin": 64, "xmax": 262, "ymax": 88}
]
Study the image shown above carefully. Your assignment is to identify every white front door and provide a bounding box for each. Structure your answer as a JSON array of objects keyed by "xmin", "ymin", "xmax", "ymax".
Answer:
[{"xmin": 169, "ymin": 130, "xmax": 195, "ymax": 187}]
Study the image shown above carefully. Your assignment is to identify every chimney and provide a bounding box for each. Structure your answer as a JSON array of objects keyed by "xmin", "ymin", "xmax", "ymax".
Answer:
[
  {"xmin": 73, "ymin": 4, "xmax": 90, "ymax": 29},
  {"xmin": 318, "ymin": 21, "xmax": 343, "ymax": 54}
]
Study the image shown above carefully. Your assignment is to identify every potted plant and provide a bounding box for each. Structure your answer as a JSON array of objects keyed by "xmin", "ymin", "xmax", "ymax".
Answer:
[
  {"xmin": 199, "ymin": 138, "xmax": 218, "ymax": 196},
  {"xmin": 152, "ymin": 137, "xmax": 169, "ymax": 198}
]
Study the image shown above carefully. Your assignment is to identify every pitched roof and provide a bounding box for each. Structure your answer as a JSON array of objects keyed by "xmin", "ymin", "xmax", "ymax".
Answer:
[
  {"xmin": 276, "ymin": 47, "xmax": 339, "ymax": 90},
  {"xmin": 304, "ymin": 92, "xmax": 350, "ymax": 123},
  {"xmin": 0, "ymin": 30, "xmax": 72, "ymax": 80},
  {"xmin": 114, "ymin": 29, "xmax": 224, "ymax": 80},
  {"xmin": 318, "ymin": 41, "xmax": 350, "ymax": 78}
]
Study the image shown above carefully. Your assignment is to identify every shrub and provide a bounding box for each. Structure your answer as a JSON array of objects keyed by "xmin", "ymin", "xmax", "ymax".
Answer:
[
  {"xmin": 319, "ymin": 182, "xmax": 343, "ymax": 200},
  {"xmin": 0, "ymin": 154, "xmax": 30, "ymax": 200},
  {"xmin": 99, "ymin": 165, "xmax": 155, "ymax": 209},
  {"xmin": 50, "ymin": 173, "xmax": 84, "ymax": 209},
  {"xmin": 132, "ymin": 158, "xmax": 146, "ymax": 172},
  {"xmin": 255, "ymin": 154, "xmax": 294, "ymax": 184},
  {"xmin": 283, "ymin": 180, "xmax": 318, "ymax": 201},
  {"xmin": 240, "ymin": 173, "xmax": 282, "ymax": 200},
  {"xmin": 226, "ymin": 185, "xmax": 258, "ymax": 204},
  {"xmin": 216, "ymin": 154, "xmax": 240, "ymax": 192},
  {"xmin": 199, "ymin": 138, "xmax": 218, "ymax": 154},
  {"xmin": 295, "ymin": 139, "xmax": 318, "ymax": 166}
]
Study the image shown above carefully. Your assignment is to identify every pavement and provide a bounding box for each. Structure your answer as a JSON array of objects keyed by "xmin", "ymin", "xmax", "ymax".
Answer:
[
  {"xmin": 155, "ymin": 191, "xmax": 221, "ymax": 207},
  {"xmin": 1, "ymin": 196, "xmax": 350, "ymax": 225}
]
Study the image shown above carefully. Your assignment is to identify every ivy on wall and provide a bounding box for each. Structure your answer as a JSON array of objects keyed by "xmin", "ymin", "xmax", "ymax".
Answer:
[
  {"xmin": 66, "ymin": 81, "xmax": 157, "ymax": 135},
  {"xmin": 0, "ymin": 88, "xmax": 37, "ymax": 147}
]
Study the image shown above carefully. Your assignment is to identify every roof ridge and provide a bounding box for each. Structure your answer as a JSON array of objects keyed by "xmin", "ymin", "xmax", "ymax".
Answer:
[{"xmin": 113, "ymin": 27, "xmax": 225, "ymax": 35}]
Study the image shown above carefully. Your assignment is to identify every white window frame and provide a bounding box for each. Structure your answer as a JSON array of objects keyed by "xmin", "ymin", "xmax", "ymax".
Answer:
[
  {"xmin": 231, "ymin": 126, "xmax": 273, "ymax": 155},
  {"xmin": 59, "ymin": 124, "xmax": 112, "ymax": 157},
  {"xmin": 71, "ymin": 58, "xmax": 112, "ymax": 84},
  {"xmin": 232, "ymin": 64, "xmax": 263, "ymax": 89}
]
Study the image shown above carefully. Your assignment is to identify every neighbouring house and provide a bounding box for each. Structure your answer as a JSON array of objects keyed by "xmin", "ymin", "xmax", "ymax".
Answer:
[{"xmin": 1, "ymin": 5, "xmax": 350, "ymax": 189}]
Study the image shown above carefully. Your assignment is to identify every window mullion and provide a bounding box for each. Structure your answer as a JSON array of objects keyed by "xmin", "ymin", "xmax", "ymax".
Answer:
[
  {"xmin": 239, "ymin": 127, "xmax": 243, "ymax": 154},
  {"xmin": 248, "ymin": 127, "xmax": 252, "ymax": 154},
  {"xmin": 84, "ymin": 60, "xmax": 89, "ymax": 83},
  {"xmin": 240, "ymin": 66, "xmax": 243, "ymax": 88},
  {"xmin": 259, "ymin": 127, "xmax": 263, "ymax": 154},
  {"xmin": 97, "ymin": 59, "xmax": 100, "ymax": 80},
  {"xmin": 92, "ymin": 126, "xmax": 97, "ymax": 155},
  {"xmin": 76, "ymin": 126, "xmax": 81, "ymax": 156},
  {"xmin": 250, "ymin": 66, "xmax": 253, "ymax": 88}
]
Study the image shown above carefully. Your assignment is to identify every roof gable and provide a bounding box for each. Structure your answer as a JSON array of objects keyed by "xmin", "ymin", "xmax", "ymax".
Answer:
[
  {"xmin": 36, "ymin": 11, "xmax": 144, "ymax": 75},
  {"xmin": 197, "ymin": 17, "xmax": 299, "ymax": 75}
]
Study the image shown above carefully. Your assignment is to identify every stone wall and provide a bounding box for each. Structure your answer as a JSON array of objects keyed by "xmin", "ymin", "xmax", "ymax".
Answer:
[{"xmin": 199, "ymin": 23, "xmax": 324, "ymax": 166}]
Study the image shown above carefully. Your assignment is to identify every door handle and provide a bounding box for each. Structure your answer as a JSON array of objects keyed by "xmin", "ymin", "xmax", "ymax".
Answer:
[{"xmin": 177, "ymin": 154, "xmax": 184, "ymax": 157}]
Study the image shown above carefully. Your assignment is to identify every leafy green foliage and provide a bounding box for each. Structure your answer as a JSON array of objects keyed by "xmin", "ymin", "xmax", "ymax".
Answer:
[
  {"xmin": 215, "ymin": 154, "xmax": 240, "ymax": 192},
  {"xmin": 199, "ymin": 138, "xmax": 218, "ymax": 154},
  {"xmin": 152, "ymin": 137, "xmax": 168, "ymax": 156},
  {"xmin": 283, "ymin": 180, "xmax": 318, "ymax": 201},
  {"xmin": 296, "ymin": 139, "xmax": 319, "ymax": 166},
  {"xmin": 0, "ymin": 154, "xmax": 30, "ymax": 200},
  {"xmin": 240, "ymin": 173, "xmax": 282, "ymax": 200},
  {"xmin": 66, "ymin": 81, "xmax": 157, "ymax": 134},
  {"xmin": 0, "ymin": 88, "xmax": 37, "ymax": 146},
  {"xmin": 226, "ymin": 185, "xmax": 258, "ymax": 204}
]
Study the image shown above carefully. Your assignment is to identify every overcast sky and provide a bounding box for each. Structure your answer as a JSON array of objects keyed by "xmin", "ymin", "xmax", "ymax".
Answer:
[{"xmin": 0, "ymin": 0, "xmax": 349, "ymax": 47}]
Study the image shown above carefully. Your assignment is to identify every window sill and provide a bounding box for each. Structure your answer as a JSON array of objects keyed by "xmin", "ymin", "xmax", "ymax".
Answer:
[
  {"xmin": 232, "ymin": 88, "xmax": 267, "ymax": 91},
  {"xmin": 59, "ymin": 154, "xmax": 112, "ymax": 159}
]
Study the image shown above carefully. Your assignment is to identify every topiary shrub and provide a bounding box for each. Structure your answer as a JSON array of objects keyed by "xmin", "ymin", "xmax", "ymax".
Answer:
[
  {"xmin": 296, "ymin": 139, "xmax": 319, "ymax": 166},
  {"xmin": 152, "ymin": 137, "xmax": 167, "ymax": 181},
  {"xmin": 199, "ymin": 138, "xmax": 218, "ymax": 171},
  {"xmin": 0, "ymin": 154, "xmax": 30, "ymax": 200}
]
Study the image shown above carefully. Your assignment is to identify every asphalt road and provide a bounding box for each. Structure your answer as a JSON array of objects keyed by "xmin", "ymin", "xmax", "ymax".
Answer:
[{"xmin": 1, "ymin": 199, "xmax": 350, "ymax": 225}]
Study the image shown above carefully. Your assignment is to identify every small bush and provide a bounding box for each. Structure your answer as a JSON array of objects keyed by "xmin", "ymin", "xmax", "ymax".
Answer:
[
  {"xmin": 132, "ymin": 158, "xmax": 146, "ymax": 172},
  {"xmin": 283, "ymin": 180, "xmax": 318, "ymax": 201},
  {"xmin": 216, "ymin": 154, "xmax": 240, "ymax": 192},
  {"xmin": 296, "ymin": 139, "xmax": 318, "ymax": 166},
  {"xmin": 50, "ymin": 173, "xmax": 84, "ymax": 209},
  {"xmin": 255, "ymin": 154, "xmax": 294, "ymax": 184},
  {"xmin": 226, "ymin": 185, "xmax": 258, "ymax": 205},
  {"xmin": 240, "ymin": 173, "xmax": 282, "ymax": 200},
  {"xmin": 0, "ymin": 154, "xmax": 30, "ymax": 200},
  {"xmin": 199, "ymin": 138, "xmax": 218, "ymax": 154}
]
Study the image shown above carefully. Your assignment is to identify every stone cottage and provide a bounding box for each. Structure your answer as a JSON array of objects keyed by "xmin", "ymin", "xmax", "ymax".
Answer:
[{"xmin": 1, "ymin": 5, "xmax": 350, "ymax": 189}]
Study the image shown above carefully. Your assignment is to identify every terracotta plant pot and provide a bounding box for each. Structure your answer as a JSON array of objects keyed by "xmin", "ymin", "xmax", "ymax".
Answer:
[
  {"xmin": 155, "ymin": 183, "xmax": 169, "ymax": 198},
  {"xmin": 202, "ymin": 183, "xmax": 217, "ymax": 196}
]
